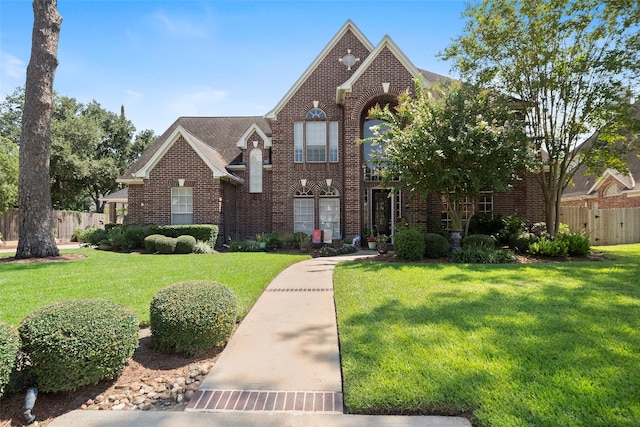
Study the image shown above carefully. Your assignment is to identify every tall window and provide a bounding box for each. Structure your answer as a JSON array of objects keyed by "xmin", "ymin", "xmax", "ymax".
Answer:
[
  {"xmin": 319, "ymin": 186, "xmax": 340, "ymax": 239},
  {"xmin": 171, "ymin": 187, "xmax": 193, "ymax": 224},
  {"xmin": 362, "ymin": 119, "xmax": 389, "ymax": 181},
  {"xmin": 249, "ymin": 148, "xmax": 262, "ymax": 193},
  {"xmin": 294, "ymin": 108, "xmax": 339, "ymax": 163},
  {"xmin": 294, "ymin": 186, "xmax": 314, "ymax": 234}
]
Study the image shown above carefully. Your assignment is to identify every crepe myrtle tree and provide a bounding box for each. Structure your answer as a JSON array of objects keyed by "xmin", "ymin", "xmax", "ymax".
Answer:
[
  {"xmin": 366, "ymin": 79, "xmax": 532, "ymax": 237},
  {"xmin": 442, "ymin": 0, "xmax": 640, "ymax": 236}
]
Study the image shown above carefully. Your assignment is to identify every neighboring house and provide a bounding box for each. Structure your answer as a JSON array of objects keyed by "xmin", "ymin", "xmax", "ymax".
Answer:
[
  {"xmin": 119, "ymin": 20, "xmax": 545, "ymax": 242},
  {"xmin": 561, "ymin": 151, "xmax": 640, "ymax": 210}
]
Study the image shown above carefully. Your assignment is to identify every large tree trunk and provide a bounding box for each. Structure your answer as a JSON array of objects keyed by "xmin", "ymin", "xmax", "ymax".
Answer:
[{"xmin": 16, "ymin": 0, "xmax": 62, "ymax": 259}]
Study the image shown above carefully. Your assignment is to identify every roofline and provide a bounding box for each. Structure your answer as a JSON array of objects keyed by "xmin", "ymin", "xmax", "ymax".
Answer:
[
  {"xmin": 336, "ymin": 35, "xmax": 425, "ymax": 105},
  {"xmin": 265, "ymin": 20, "xmax": 374, "ymax": 120},
  {"xmin": 586, "ymin": 168, "xmax": 634, "ymax": 195},
  {"xmin": 116, "ymin": 178, "xmax": 144, "ymax": 185},
  {"xmin": 236, "ymin": 123, "xmax": 272, "ymax": 149}
]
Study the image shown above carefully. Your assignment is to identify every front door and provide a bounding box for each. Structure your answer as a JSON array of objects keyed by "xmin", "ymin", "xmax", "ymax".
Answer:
[{"xmin": 372, "ymin": 189, "xmax": 391, "ymax": 236}]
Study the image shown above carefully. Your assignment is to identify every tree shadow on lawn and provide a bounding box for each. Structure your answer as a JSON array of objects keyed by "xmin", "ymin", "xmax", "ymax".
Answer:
[{"xmin": 338, "ymin": 262, "xmax": 640, "ymax": 425}]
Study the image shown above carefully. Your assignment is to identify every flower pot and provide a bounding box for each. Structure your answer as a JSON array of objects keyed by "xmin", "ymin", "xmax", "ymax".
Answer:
[
  {"xmin": 258, "ymin": 242, "xmax": 267, "ymax": 250},
  {"xmin": 368, "ymin": 241, "xmax": 377, "ymax": 250}
]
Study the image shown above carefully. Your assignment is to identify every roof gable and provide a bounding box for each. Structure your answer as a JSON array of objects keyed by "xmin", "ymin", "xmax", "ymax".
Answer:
[
  {"xmin": 587, "ymin": 168, "xmax": 635, "ymax": 194},
  {"xmin": 336, "ymin": 35, "xmax": 425, "ymax": 104},
  {"xmin": 265, "ymin": 20, "xmax": 374, "ymax": 120},
  {"xmin": 236, "ymin": 123, "xmax": 272, "ymax": 149},
  {"xmin": 131, "ymin": 126, "xmax": 239, "ymax": 182}
]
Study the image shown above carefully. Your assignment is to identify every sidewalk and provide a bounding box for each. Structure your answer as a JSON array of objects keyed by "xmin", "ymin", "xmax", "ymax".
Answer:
[
  {"xmin": 0, "ymin": 241, "xmax": 82, "ymax": 253},
  {"xmin": 48, "ymin": 254, "xmax": 472, "ymax": 427}
]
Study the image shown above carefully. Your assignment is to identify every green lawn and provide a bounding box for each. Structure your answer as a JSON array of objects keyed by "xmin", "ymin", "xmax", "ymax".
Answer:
[
  {"xmin": 0, "ymin": 249, "xmax": 309, "ymax": 326},
  {"xmin": 334, "ymin": 244, "xmax": 640, "ymax": 427}
]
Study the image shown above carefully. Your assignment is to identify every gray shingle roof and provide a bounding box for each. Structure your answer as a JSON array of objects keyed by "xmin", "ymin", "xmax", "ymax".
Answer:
[{"xmin": 121, "ymin": 116, "xmax": 271, "ymax": 180}]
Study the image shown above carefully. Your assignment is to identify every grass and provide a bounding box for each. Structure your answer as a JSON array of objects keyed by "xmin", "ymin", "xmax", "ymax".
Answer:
[
  {"xmin": 0, "ymin": 248, "xmax": 309, "ymax": 326},
  {"xmin": 334, "ymin": 244, "xmax": 640, "ymax": 427}
]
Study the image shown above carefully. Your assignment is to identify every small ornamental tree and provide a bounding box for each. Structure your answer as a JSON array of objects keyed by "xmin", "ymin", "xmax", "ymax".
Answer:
[
  {"xmin": 366, "ymin": 79, "xmax": 531, "ymax": 234},
  {"xmin": 442, "ymin": 0, "xmax": 640, "ymax": 236}
]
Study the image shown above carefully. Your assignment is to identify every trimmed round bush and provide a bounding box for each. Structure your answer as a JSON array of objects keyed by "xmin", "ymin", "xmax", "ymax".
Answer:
[
  {"xmin": 424, "ymin": 233, "xmax": 450, "ymax": 258},
  {"xmin": 155, "ymin": 236, "xmax": 177, "ymax": 254},
  {"xmin": 463, "ymin": 234, "xmax": 496, "ymax": 249},
  {"xmin": 510, "ymin": 231, "xmax": 540, "ymax": 253},
  {"xmin": 18, "ymin": 299, "xmax": 138, "ymax": 393},
  {"xmin": 175, "ymin": 235, "xmax": 197, "ymax": 254},
  {"xmin": 0, "ymin": 322, "xmax": 20, "ymax": 399},
  {"xmin": 394, "ymin": 228, "xmax": 426, "ymax": 261},
  {"xmin": 150, "ymin": 281, "xmax": 238, "ymax": 355},
  {"xmin": 144, "ymin": 234, "xmax": 164, "ymax": 252}
]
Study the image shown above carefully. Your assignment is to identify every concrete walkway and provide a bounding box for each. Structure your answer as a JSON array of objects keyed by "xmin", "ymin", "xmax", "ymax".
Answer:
[{"xmin": 49, "ymin": 254, "xmax": 472, "ymax": 427}]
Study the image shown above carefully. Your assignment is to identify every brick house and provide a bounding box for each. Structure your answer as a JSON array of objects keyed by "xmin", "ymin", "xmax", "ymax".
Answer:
[{"xmin": 118, "ymin": 20, "xmax": 544, "ymax": 242}]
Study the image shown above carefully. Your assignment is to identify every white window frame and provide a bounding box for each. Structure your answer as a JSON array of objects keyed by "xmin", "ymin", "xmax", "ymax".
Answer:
[
  {"xmin": 293, "ymin": 110, "xmax": 338, "ymax": 164},
  {"xmin": 249, "ymin": 148, "xmax": 263, "ymax": 193},
  {"xmin": 320, "ymin": 186, "xmax": 340, "ymax": 239},
  {"xmin": 171, "ymin": 187, "xmax": 193, "ymax": 225},
  {"xmin": 294, "ymin": 198, "xmax": 314, "ymax": 235}
]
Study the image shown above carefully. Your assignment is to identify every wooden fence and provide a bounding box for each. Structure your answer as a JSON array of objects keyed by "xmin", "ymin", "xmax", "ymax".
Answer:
[
  {"xmin": 560, "ymin": 206, "xmax": 640, "ymax": 246},
  {"xmin": 0, "ymin": 209, "xmax": 109, "ymax": 242}
]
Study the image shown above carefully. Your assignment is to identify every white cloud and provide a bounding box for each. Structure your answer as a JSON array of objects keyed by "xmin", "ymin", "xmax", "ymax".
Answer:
[
  {"xmin": 0, "ymin": 52, "xmax": 26, "ymax": 94},
  {"xmin": 126, "ymin": 89, "xmax": 144, "ymax": 98},
  {"xmin": 149, "ymin": 10, "xmax": 208, "ymax": 38},
  {"xmin": 167, "ymin": 87, "xmax": 229, "ymax": 117}
]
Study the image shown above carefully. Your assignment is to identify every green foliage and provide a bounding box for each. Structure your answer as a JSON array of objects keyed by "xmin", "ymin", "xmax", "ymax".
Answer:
[
  {"xmin": 366, "ymin": 78, "xmax": 530, "ymax": 230},
  {"xmin": 0, "ymin": 322, "xmax": 19, "ymax": 398},
  {"xmin": 228, "ymin": 239, "xmax": 262, "ymax": 252},
  {"xmin": 442, "ymin": 0, "xmax": 640, "ymax": 236},
  {"xmin": 144, "ymin": 234, "xmax": 163, "ymax": 253},
  {"xmin": 450, "ymin": 246, "xmax": 516, "ymax": 264},
  {"xmin": 318, "ymin": 244, "xmax": 358, "ymax": 257},
  {"xmin": 146, "ymin": 225, "xmax": 218, "ymax": 245},
  {"xmin": 18, "ymin": 299, "xmax": 138, "ymax": 392},
  {"xmin": 264, "ymin": 232, "xmax": 282, "ymax": 250},
  {"xmin": 463, "ymin": 234, "xmax": 496, "ymax": 249},
  {"xmin": 293, "ymin": 232, "xmax": 309, "ymax": 248},
  {"xmin": 75, "ymin": 227, "xmax": 109, "ymax": 245},
  {"xmin": 468, "ymin": 212, "xmax": 504, "ymax": 237},
  {"xmin": 394, "ymin": 229, "xmax": 426, "ymax": 261},
  {"xmin": 0, "ymin": 137, "xmax": 18, "ymax": 212},
  {"xmin": 175, "ymin": 235, "xmax": 197, "ymax": 254},
  {"xmin": 278, "ymin": 233, "xmax": 296, "ymax": 249},
  {"xmin": 510, "ymin": 232, "xmax": 540, "ymax": 253},
  {"xmin": 150, "ymin": 281, "xmax": 238, "ymax": 355},
  {"xmin": 556, "ymin": 232, "xmax": 591, "ymax": 257},
  {"xmin": 155, "ymin": 236, "xmax": 177, "ymax": 254},
  {"xmin": 424, "ymin": 233, "xmax": 450, "ymax": 258},
  {"xmin": 527, "ymin": 236, "xmax": 569, "ymax": 257}
]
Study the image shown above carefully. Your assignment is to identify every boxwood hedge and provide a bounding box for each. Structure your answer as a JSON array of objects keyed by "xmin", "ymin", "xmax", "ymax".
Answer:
[
  {"xmin": 150, "ymin": 281, "xmax": 238, "ymax": 355},
  {"xmin": 18, "ymin": 299, "xmax": 138, "ymax": 392},
  {"xmin": 0, "ymin": 322, "xmax": 19, "ymax": 399}
]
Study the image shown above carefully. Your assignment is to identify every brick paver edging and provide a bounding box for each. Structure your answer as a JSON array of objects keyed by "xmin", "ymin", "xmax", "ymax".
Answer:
[{"xmin": 186, "ymin": 390, "xmax": 343, "ymax": 413}]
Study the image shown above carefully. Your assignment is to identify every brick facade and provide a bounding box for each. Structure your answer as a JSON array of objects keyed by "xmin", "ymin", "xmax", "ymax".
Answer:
[{"xmin": 121, "ymin": 21, "xmax": 546, "ymax": 242}]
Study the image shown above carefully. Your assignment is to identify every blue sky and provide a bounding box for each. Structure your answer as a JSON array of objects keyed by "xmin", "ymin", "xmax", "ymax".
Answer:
[{"xmin": 1, "ymin": 0, "xmax": 467, "ymax": 134}]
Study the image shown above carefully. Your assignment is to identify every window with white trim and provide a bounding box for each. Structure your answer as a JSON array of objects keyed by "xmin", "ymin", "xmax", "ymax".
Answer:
[
  {"xmin": 293, "ymin": 108, "xmax": 339, "ymax": 163},
  {"xmin": 171, "ymin": 187, "xmax": 193, "ymax": 225},
  {"xmin": 319, "ymin": 186, "xmax": 340, "ymax": 239},
  {"xmin": 249, "ymin": 148, "xmax": 263, "ymax": 193},
  {"xmin": 440, "ymin": 190, "xmax": 493, "ymax": 230},
  {"xmin": 294, "ymin": 186, "xmax": 314, "ymax": 234}
]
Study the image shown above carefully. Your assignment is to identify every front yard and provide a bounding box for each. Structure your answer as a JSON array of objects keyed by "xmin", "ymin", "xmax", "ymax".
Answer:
[{"xmin": 334, "ymin": 244, "xmax": 640, "ymax": 426}]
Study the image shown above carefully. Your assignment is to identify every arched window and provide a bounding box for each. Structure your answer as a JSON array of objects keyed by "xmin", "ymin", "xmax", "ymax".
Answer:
[
  {"xmin": 294, "ymin": 186, "xmax": 314, "ymax": 234},
  {"xmin": 249, "ymin": 148, "xmax": 263, "ymax": 193},
  {"xmin": 319, "ymin": 186, "xmax": 340, "ymax": 239},
  {"xmin": 604, "ymin": 184, "xmax": 620, "ymax": 197},
  {"xmin": 362, "ymin": 119, "xmax": 388, "ymax": 181},
  {"xmin": 294, "ymin": 108, "xmax": 338, "ymax": 163}
]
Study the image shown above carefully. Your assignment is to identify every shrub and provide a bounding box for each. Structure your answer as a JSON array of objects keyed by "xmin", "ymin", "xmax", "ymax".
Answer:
[
  {"xmin": 75, "ymin": 227, "xmax": 109, "ymax": 245},
  {"xmin": 556, "ymin": 232, "xmax": 591, "ymax": 257},
  {"xmin": 264, "ymin": 232, "xmax": 282, "ymax": 250},
  {"xmin": 123, "ymin": 225, "xmax": 146, "ymax": 249},
  {"xmin": 279, "ymin": 233, "xmax": 296, "ymax": 248},
  {"xmin": 395, "ymin": 229, "xmax": 426, "ymax": 261},
  {"xmin": 463, "ymin": 234, "xmax": 496, "ymax": 249},
  {"xmin": 450, "ymin": 246, "xmax": 516, "ymax": 264},
  {"xmin": 468, "ymin": 212, "xmax": 504, "ymax": 236},
  {"xmin": 527, "ymin": 236, "xmax": 569, "ymax": 257},
  {"xmin": 510, "ymin": 231, "xmax": 540, "ymax": 253},
  {"xmin": 18, "ymin": 299, "xmax": 138, "ymax": 392},
  {"xmin": 175, "ymin": 235, "xmax": 197, "ymax": 254},
  {"xmin": 155, "ymin": 236, "xmax": 177, "ymax": 254},
  {"xmin": 150, "ymin": 281, "xmax": 238, "ymax": 355},
  {"xmin": 194, "ymin": 240, "xmax": 213, "ymax": 254},
  {"xmin": 0, "ymin": 323, "xmax": 19, "ymax": 399},
  {"xmin": 424, "ymin": 233, "xmax": 450, "ymax": 258},
  {"xmin": 146, "ymin": 225, "xmax": 218, "ymax": 245},
  {"xmin": 318, "ymin": 244, "xmax": 358, "ymax": 257},
  {"xmin": 144, "ymin": 234, "xmax": 164, "ymax": 253}
]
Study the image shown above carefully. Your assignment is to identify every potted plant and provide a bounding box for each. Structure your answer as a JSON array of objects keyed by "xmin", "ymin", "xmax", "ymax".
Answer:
[
  {"xmin": 366, "ymin": 234, "xmax": 377, "ymax": 250},
  {"xmin": 376, "ymin": 234, "xmax": 389, "ymax": 254},
  {"xmin": 298, "ymin": 234, "xmax": 310, "ymax": 252}
]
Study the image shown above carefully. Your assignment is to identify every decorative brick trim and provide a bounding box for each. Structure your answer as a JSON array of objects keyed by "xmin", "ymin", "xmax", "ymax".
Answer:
[{"xmin": 186, "ymin": 390, "xmax": 343, "ymax": 413}]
